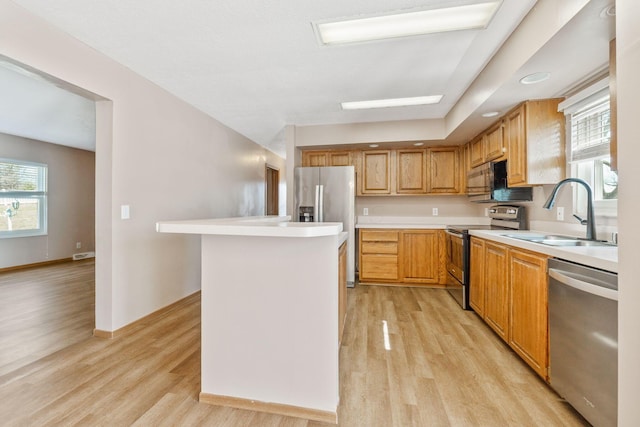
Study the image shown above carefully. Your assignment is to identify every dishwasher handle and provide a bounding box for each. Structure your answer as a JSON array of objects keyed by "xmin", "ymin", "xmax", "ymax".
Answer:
[{"xmin": 549, "ymin": 268, "xmax": 618, "ymax": 301}]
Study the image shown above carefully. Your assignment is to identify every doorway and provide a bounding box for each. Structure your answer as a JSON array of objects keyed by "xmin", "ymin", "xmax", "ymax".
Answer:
[{"xmin": 265, "ymin": 165, "xmax": 279, "ymax": 216}]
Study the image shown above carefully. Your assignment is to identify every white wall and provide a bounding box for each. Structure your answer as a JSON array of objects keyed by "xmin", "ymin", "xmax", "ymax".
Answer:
[
  {"xmin": 0, "ymin": 1, "xmax": 285, "ymax": 331},
  {"xmin": 615, "ymin": 0, "xmax": 640, "ymax": 424},
  {"xmin": 356, "ymin": 195, "xmax": 483, "ymax": 218},
  {"xmin": 0, "ymin": 132, "xmax": 95, "ymax": 268}
]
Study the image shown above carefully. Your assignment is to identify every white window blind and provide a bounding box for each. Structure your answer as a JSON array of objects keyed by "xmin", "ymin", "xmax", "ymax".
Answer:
[{"xmin": 570, "ymin": 95, "xmax": 611, "ymax": 162}]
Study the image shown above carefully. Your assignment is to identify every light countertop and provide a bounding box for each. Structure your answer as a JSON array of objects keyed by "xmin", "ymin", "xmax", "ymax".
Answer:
[
  {"xmin": 470, "ymin": 229, "xmax": 618, "ymax": 273},
  {"xmin": 156, "ymin": 215, "xmax": 343, "ymax": 238}
]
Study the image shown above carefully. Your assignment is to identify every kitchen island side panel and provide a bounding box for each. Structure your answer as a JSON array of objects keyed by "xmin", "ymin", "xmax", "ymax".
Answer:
[{"xmin": 200, "ymin": 233, "xmax": 339, "ymax": 415}]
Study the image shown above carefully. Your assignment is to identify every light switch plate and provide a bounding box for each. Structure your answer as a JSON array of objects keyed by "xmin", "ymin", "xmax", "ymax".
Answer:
[
  {"xmin": 121, "ymin": 205, "xmax": 130, "ymax": 220},
  {"xmin": 363, "ymin": 208, "xmax": 368, "ymax": 216},
  {"xmin": 557, "ymin": 207, "xmax": 564, "ymax": 221}
]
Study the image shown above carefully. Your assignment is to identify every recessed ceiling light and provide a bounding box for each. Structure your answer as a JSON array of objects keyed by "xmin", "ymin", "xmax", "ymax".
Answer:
[
  {"xmin": 369, "ymin": 144, "xmax": 379, "ymax": 148},
  {"xmin": 481, "ymin": 111, "xmax": 500, "ymax": 118},
  {"xmin": 600, "ymin": 4, "xmax": 616, "ymax": 18},
  {"xmin": 315, "ymin": 1, "xmax": 501, "ymax": 45},
  {"xmin": 520, "ymin": 72, "xmax": 551, "ymax": 85},
  {"xmin": 413, "ymin": 142, "xmax": 425, "ymax": 146},
  {"xmin": 341, "ymin": 95, "xmax": 443, "ymax": 110}
]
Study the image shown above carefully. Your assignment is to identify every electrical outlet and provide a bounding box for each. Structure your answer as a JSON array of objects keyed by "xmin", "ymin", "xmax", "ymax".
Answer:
[
  {"xmin": 76, "ymin": 242, "xmax": 81, "ymax": 249},
  {"xmin": 432, "ymin": 208, "xmax": 439, "ymax": 216},
  {"xmin": 557, "ymin": 207, "xmax": 564, "ymax": 221},
  {"xmin": 363, "ymin": 208, "xmax": 369, "ymax": 216}
]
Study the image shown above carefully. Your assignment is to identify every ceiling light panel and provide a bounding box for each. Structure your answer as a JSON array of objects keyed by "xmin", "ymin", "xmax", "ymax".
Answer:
[
  {"xmin": 316, "ymin": 1, "xmax": 501, "ymax": 45},
  {"xmin": 341, "ymin": 95, "xmax": 443, "ymax": 110}
]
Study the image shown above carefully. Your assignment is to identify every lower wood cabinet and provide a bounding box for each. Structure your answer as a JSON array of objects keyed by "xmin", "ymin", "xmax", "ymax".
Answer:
[
  {"xmin": 484, "ymin": 241, "xmax": 509, "ymax": 341},
  {"xmin": 359, "ymin": 229, "xmax": 444, "ymax": 285},
  {"xmin": 469, "ymin": 237, "xmax": 549, "ymax": 380},
  {"xmin": 338, "ymin": 241, "xmax": 347, "ymax": 345},
  {"xmin": 469, "ymin": 237, "xmax": 486, "ymax": 316},
  {"xmin": 359, "ymin": 230, "xmax": 399, "ymax": 281},
  {"xmin": 508, "ymin": 248, "xmax": 548, "ymax": 379}
]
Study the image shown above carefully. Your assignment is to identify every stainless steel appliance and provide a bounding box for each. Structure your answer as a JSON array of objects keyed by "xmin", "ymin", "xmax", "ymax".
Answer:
[
  {"xmin": 467, "ymin": 160, "xmax": 533, "ymax": 203},
  {"xmin": 548, "ymin": 258, "xmax": 618, "ymax": 427},
  {"xmin": 294, "ymin": 166, "xmax": 355, "ymax": 287},
  {"xmin": 445, "ymin": 205, "xmax": 527, "ymax": 309}
]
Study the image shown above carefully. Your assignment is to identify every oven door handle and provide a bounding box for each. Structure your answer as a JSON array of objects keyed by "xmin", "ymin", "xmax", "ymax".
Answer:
[{"xmin": 445, "ymin": 229, "xmax": 464, "ymax": 239}]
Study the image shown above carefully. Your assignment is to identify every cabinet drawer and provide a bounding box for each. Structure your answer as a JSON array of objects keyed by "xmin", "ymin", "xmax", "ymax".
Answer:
[
  {"xmin": 361, "ymin": 241, "xmax": 398, "ymax": 254},
  {"xmin": 360, "ymin": 230, "xmax": 399, "ymax": 242},
  {"xmin": 360, "ymin": 254, "xmax": 398, "ymax": 280}
]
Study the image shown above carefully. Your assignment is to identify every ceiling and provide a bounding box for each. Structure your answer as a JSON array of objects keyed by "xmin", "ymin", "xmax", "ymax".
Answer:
[{"xmin": 2, "ymin": 0, "xmax": 615, "ymax": 157}]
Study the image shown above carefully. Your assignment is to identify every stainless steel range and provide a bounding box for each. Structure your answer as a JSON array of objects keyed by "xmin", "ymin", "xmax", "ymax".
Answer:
[{"xmin": 444, "ymin": 205, "xmax": 527, "ymax": 309}]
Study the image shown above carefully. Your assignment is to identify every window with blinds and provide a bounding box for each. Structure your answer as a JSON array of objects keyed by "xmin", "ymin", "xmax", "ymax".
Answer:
[
  {"xmin": 560, "ymin": 79, "xmax": 617, "ymax": 217},
  {"xmin": 0, "ymin": 158, "xmax": 48, "ymax": 237},
  {"xmin": 570, "ymin": 95, "xmax": 611, "ymax": 162}
]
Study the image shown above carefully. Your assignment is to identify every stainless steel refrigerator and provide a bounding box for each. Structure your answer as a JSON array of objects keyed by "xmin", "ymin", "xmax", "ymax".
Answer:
[{"xmin": 294, "ymin": 166, "xmax": 355, "ymax": 287}]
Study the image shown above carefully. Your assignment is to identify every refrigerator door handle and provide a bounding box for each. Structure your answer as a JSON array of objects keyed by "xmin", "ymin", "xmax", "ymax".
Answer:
[
  {"xmin": 318, "ymin": 184, "xmax": 324, "ymax": 222},
  {"xmin": 314, "ymin": 185, "xmax": 320, "ymax": 223}
]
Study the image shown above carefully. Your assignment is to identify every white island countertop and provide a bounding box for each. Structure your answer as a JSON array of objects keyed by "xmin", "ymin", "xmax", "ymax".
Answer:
[{"xmin": 156, "ymin": 215, "xmax": 344, "ymax": 238}]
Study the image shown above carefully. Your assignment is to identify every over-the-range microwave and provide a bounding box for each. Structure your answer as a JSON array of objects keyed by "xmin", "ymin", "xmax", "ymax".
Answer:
[{"xmin": 467, "ymin": 160, "xmax": 533, "ymax": 203}]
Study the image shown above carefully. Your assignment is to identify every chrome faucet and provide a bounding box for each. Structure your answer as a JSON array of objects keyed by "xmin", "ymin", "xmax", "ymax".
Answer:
[{"xmin": 543, "ymin": 178, "xmax": 597, "ymax": 240}]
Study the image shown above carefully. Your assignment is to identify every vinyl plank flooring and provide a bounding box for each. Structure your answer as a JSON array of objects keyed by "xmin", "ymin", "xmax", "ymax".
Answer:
[{"xmin": 0, "ymin": 262, "xmax": 589, "ymax": 426}]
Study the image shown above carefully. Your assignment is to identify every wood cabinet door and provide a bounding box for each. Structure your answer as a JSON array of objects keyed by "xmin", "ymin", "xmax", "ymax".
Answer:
[
  {"xmin": 509, "ymin": 248, "xmax": 549, "ymax": 379},
  {"xmin": 469, "ymin": 237, "xmax": 486, "ymax": 316},
  {"xmin": 338, "ymin": 241, "xmax": 347, "ymax": 345},
  {"xmin": 329, "ymin": 151, "xmax": 351, "ymax": 166},
  {"xmin": 400, "ymin": 230, "xmax": 439, "ymax": 284},
  {"xmin": 506, "ymin": 105, "xmax": 527, "ymax": 186},
  {"xmin": 485, "ymin": 122, "xmax": 505, "ymax": 162},
  {"xmin": 427, "ymin": 147, "xmax": 460, "ymax": 194},
  {"xmin": 396, "ymin": 149, "xmax": 427, "ymax": 194},
  {"xmin": 484, "ymin": 242, "xmax": 509, "ymax": 341},
  {"xmin": 303, "ymin": 151, "xmax": 328, "ymax": 167},
  {"xmin": 469, "ymin": 135, "xmax": 485, "ymax": 168},
  {"xmin": 362, "ymin": 150, "xmax": 392, "ymax": 194}
]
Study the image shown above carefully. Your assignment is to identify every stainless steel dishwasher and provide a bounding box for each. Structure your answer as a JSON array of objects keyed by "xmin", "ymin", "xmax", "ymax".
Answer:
[{"xmin": 548, "ymin": 258, "xmax": 618, "ymax": 427}]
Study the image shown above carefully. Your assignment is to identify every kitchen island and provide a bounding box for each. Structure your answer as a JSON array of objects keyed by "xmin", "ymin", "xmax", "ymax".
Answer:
[{"xmin": 156, "ymin": 216, "xmax": 345, "ymax": 424}]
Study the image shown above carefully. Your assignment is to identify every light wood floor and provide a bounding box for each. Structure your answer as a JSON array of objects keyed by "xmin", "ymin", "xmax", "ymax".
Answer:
[{"xmin": 0, "ymin": 261, "xmax": 589, "ymax": 426}]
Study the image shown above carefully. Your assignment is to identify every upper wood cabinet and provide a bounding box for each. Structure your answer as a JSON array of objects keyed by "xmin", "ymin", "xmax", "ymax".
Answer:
[
  {"xmin": 469, "ymin": 134, "xmax": 485, "ymax": 168},
  {"xmin": 361, "ymin": 150, "xmax": 392, "ymax": 194},
  {"xmin": 303, "ymin": 145, "xmax": 463, "ymax": 196},
  {"xmin": 505, "ymin": 99, "xmax": 565, "ymax": 187},
  {"xmin": 485, "ymin": 122, "xmax": 506, "ymax": 162},
  {"xmin": 328, "ymin": 151, "xmax": 352, "ymax": 166},
  {"xmin": 469, "ymin": 122, "xmax": 505, "ymax": 168},
  {"xmin": 303, "ymin": 151, "xmax": 327, "ymax": 167},
  {"xmin": 396, "ymin": 149, "xmax": 427, "ymax": 194},
  {"xmin": 302, "ymin": 150, "xmax": 352, "ymax": 167},
  {"xmin": 427, "ymin": 147, "xmax": 460, "ymax": 194}
]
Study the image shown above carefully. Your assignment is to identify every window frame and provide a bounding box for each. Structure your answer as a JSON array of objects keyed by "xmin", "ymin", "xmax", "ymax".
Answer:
[
  {"xmin": 559, "ymin": 78, "xmax": 617, "ymax": 219},
  {"xmin": 0, "ymin": 158, "xmax": 48, "ymax": 238}
]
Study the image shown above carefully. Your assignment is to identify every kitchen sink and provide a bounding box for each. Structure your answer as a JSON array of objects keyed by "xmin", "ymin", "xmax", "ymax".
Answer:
[{"xmin": 502, "ymin": 233, "xmax": 616, "ymax": 247}]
